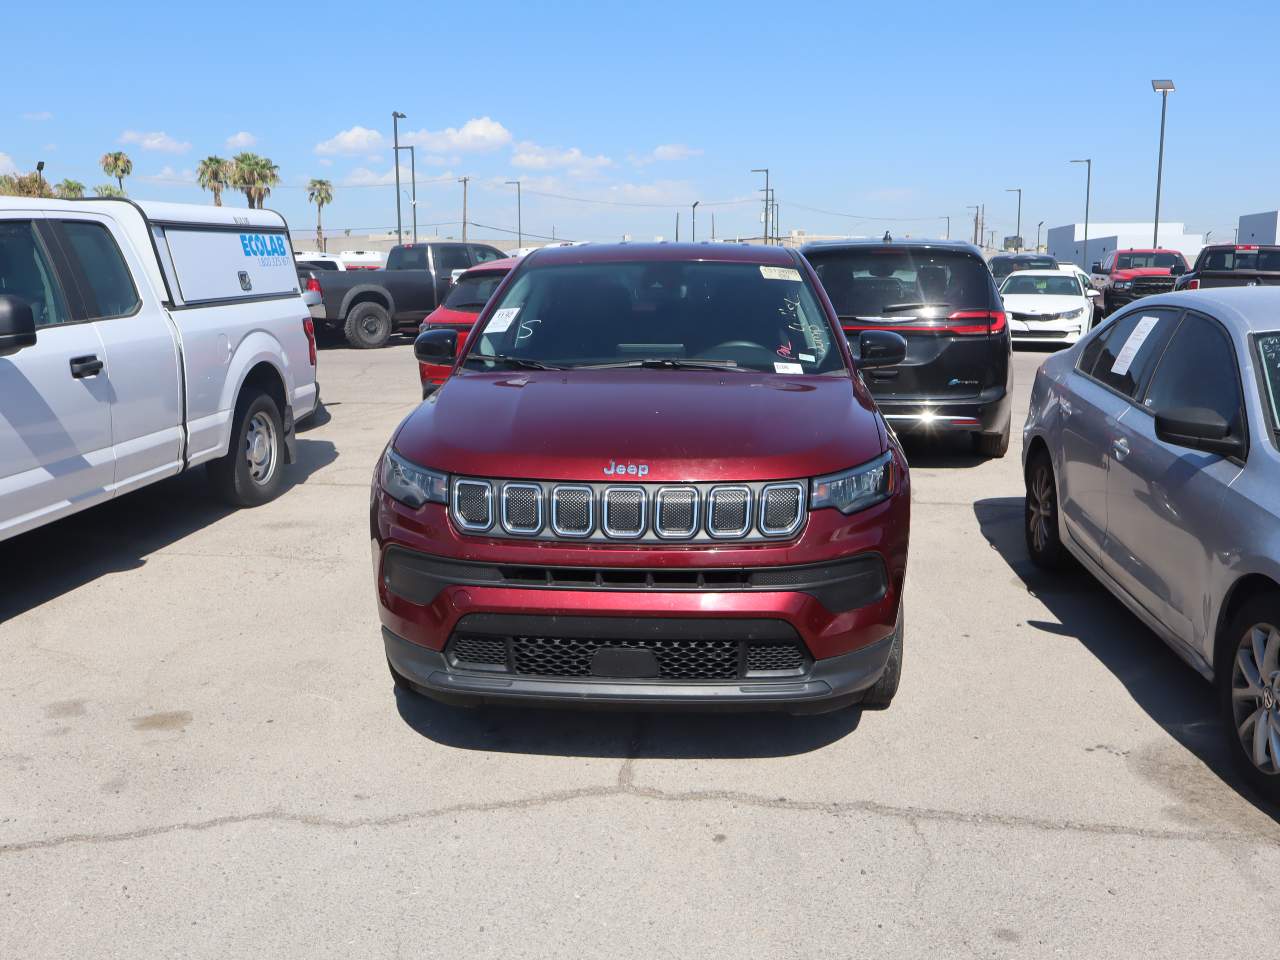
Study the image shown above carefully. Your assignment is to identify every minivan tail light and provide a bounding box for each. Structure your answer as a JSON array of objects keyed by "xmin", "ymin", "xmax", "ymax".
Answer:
[
  {"xmin": 302, "ymin": 318, "xmax": 317, "ymax": 365},
  {"xmin": 946, "ymin": 309, "xmax": 1006, "ymax": 335}
]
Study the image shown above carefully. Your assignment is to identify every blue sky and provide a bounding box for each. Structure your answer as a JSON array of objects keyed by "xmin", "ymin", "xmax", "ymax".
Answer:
[{"xmin": 6, "ymin": 1, "xmax": 1278, "ymax": 246}]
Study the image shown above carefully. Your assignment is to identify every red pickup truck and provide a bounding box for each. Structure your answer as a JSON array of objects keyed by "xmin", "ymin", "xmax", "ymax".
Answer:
[
  {"xmin": 1089, "ymin": 248, "xmax": 1188, "ymax": 316},
  {"xmin": 417, "ymin": 256, "xmax": 517, "ymax": 397}
]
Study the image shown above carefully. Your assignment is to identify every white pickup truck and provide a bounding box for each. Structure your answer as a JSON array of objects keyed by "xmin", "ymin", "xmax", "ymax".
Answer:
[{"xmin": 0, "ymin": 198, "xmax": 319, "ymax": 543}]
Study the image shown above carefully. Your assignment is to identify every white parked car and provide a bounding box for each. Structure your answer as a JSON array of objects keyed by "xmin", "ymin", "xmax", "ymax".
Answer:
[
  {"xmin": 0, "ymin": 198, "xmax": 319, "ymax": 543},
  {"xmin": 337, "ymin": 249, "xmax": 384, "ymax": 271},
  {"xmin": 295, "ymin": 250, "xmax": 346, "ymax": 271},
  {"xmin": 1059, "ymin": 262, "xmax": 1094, "ymax": 293},
  {"xmin": 999, "ymin": 269, "xmax": 1100, "ymax": 345}
]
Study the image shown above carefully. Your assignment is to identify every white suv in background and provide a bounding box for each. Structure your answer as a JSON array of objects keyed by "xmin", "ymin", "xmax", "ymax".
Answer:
[{"xmin": 0, "ymin": 197, "xmax": 318, "ymax": 542}]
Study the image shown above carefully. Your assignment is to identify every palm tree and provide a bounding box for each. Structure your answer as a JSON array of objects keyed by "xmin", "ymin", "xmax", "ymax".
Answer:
[
  {"xmin": 53, "ymin": 179, "xmax": 85, "ymax": 199},
  {"xmin": 100, "ymin": 151, "xmax": 132, "ymax": 193},
  {"xmin": 230, "ymin": 153, "xmax": 279, "ymax": 209},
  {"xmin": 253, "ymin": 156, "xmax": 280, "ymax": 209},
  {"xmin": 307, "ymin": 179, "xmax": 333, "ymax": 252},
  {"xmin": 196, "ymin": 156, "xmax": 230, "ymax": 206},
  {"xmin": 93, "ymin": 184, "xmax": 126, "ymax": 198}
]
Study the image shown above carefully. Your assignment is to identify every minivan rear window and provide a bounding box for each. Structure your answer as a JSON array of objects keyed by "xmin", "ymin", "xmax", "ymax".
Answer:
[{"xmin": 805, "ymin": 248, "xmax": 994, "ymax": 318}]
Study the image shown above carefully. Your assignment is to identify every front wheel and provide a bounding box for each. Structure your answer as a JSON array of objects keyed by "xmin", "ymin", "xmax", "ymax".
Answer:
[
  {"xmin": 207, "ymin": 391, "xmax": 286, "ymax": 507},
  {"xmin": 859, "ymin": 604, "xmax": 903, "ymax": 710},
  {"xmin": 1219, "ymin": 598, "xmax": 1280, "ymax": 804}
]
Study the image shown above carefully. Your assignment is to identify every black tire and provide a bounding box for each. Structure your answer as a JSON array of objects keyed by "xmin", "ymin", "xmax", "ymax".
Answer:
[
  {"xmin": 1024, "ymin": 448, "xmax": 1067, "ymax": 570},
  {"xmin": 207, "ymin": 391, "xmax": 286, "ymax": 507},
  {"xmin": 973, "ymin": 417, "xmax": 1011, "ymax": 458},
  {"xmin": 344, "ymin": 301, "xmax": 392, "ymax": 349},
  {"xmin": 1218, "ymin": 595, "xmax": 1280, "ymax": 804},
  {"xmin": 859, "ymin": 604, "xmax": 903, "ymax": 710}
]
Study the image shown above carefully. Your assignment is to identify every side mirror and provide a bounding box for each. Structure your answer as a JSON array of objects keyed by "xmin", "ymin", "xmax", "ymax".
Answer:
[
  {"xmin": 1091, "ymin": 262, "xmax": 1103, "ymax": 273},
  {"xmin": 0, "ymin": 295, "xmax": 36, "ymax": 357},
  {"xmin": 450, "ymin": 268, "xmax": 467, "ymax": 285},
  {"xmin": 1155, "ymin": 406, "xmax": 1244, "ymax": 459},
  {"xmin": 414, "ymin": 328, "xmax": 458, "ymax": 363},
  {"xmin": 1086, "ymin": 288, "xmax": 1102, "ymax": 298},
  {"xmin": 855, "ymin": 330, "xmax": 907, "ymax": 369},
  {"xmin": 1169, "ymin": 262, "xmax": 1186, "ymax": 277}
]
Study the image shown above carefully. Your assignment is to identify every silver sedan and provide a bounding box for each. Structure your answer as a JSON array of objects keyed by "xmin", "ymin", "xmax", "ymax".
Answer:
[{"xmin": 1022, "ymin": 287, "xmax": 1280, "ymax": 802}]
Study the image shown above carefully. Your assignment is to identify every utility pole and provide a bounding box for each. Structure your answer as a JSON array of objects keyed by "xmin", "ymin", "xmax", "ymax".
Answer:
[
  {"xmin": 772, "ymin": 198, "xmax": 779, "ymax": 245},
  {"xmin": 1151, "ymin": 79, "xmax": 1175, "ymax": 247},
  {"xmin": 505, "ymin": 179, "xmax": 522, "ymax": 247},
  {"xmin": 711, "ymin": 212, "xmax": 716, "ymax": 241},
  {"xmin": 967, "ymin": 205, "xmax": 979, "ymax": 245},
  {"xmin": 980, "ymin": 204, "xmax": 985, "ymax": 249},
  {"xmin": 691, "ymin": 200, "xmax": 699, "ymax": 242},
  {"xmin": 458, "ymin": 176, "xmax": 470, "ymax": 241},
  {"xmin": 944, "ymin": 215, "xmax": 950, "ymax": 240},
  {"xmin": 675, "ymin": 211, "xmax": 680, "ymax": 242},
  {"xmin": 1036, "ymin": 220, "xmax": 1044, "ymax": 252},
  {"xmin": 751, "ymin": 168, "xmax": 769, "ymax": 244},
  {"xmin": 1006, "ymin": 187, "xmax": 1022, "ymax": 251},
  {"xmin": 392, "ymin": 111, "xmax": 406, "ymax": 243},
  {"xmin": 988, "ymin": 229, "xmax": 996, "ymax": 250},
  {"xmin": 1071, "ymin": 159, "xmax": 1092, "ymax": 268}
]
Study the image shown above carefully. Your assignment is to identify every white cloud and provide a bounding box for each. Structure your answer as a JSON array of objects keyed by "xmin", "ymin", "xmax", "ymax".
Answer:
[
  {"xmin": 315, "ymin": 125, "xmax": 385, "ymax": 155},
  {"xmin": 138, "ymin": 165, "xmax": 195, "ymax": 183},
  {"xmin": 631, "ymin": 143, "xmax": 702, "ymax": 165},
  {"xmin": 342, "ymin": 163, "xmax": 419, "ymax": 187},
  {"xmin": 22, "ymin": 111, "xmax": 52, "ymax": 121},
  {"xmin": 404, "ymin": 117, "xmax": 511, "ymax": 153},
  {"xmin": 365, "ymin": 154, "xmax": 383, "ymax": 163},
  {"xmin": 317, "ymin": 157, "xmax": 333, "ymax": 167},
  {"xmin": 0, "ymin": 152, "xmax": 17, "ymax": 175},
  {"xmin": 511, "ymin": 141, "xmax": 612, "ymax": 176},
  {"xmin": 225, "ymin": 131, "xmax": 256, "ymax": 149},
  {"xmin": 119, "ymin": 130, "xmax": 192, "ymax": 154}
]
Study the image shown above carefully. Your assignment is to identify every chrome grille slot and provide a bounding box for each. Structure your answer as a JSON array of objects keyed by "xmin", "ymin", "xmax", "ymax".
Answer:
[
  {"xmin": 551, "ymin": 485, "xmax": 593, "ymax": 537},
  {"xmin": 452, "ymin": 479, "xmax": 493, "ymax": 531},
  {"xmin": 603, "ymin": 487, "xmax": 646, "ymax": 538},
  {"xmin": 655, "ymin": 486, "xmax": 698, "ymax": 538},
  {"xmin": 707, "ymin": 485, "xmax": 752, "ymax": 538},
  {"xmin": 759, "ymin": 482, "xmax": 805, "ymax": 537},
  {"xmin": 501, "ymin": 482, "xmax": 542, "ymax": 535}
]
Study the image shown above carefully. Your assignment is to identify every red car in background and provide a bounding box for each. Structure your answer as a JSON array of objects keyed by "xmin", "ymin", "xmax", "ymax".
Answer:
[
  {"xmin": 418, "ymin": 257, "xmax": 517, "ymax": 397},
  {"xmin": 1089, "ymin": 248, "xmax": 1188, "ymax": 315}
]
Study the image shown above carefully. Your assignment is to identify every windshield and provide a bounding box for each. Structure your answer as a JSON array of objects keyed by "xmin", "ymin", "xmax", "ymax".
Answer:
[
  {"xmin": 989, "ymin": 257, "xmax": 1015, "ymax": 280},
  {"xmin": 444, "ymin": 273, "xmax": 506, "ymax": 311},
  {"xmin": 469, "ymin": 260, "xmax": 845, "ymax": 375},
  {"xmin": 1001, "ymin": 274, "xmax": 1080, "ymax": 296},
  {"xmin": 806, "ymin": 248, "xmax": 994, "ymax": 317},
  {"xmin": 1116, "ymin": 252, "xmax": 1183, "ymax": 270},
  {"xmin": 1015, "ymin": 256, "xmax": 1058, "ymax": 270}
]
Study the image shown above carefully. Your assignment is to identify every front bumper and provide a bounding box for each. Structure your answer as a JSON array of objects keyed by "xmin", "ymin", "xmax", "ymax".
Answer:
[
  {"xmin": 1007, "ymin": 315, "xmax": 1084, "ymax": 344},
  {"xmin": 384, "ymin": 618, "xmax": 897, "ymax": 712}
]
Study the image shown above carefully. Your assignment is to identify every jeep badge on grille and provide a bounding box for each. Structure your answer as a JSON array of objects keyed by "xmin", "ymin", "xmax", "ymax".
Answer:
[{"xmin": 603, "ymin": 460, "xmax": 649, "ymax": 478}]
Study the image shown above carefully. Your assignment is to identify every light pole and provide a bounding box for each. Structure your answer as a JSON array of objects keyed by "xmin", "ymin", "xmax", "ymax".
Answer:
[
  {"xmin": 1006, "ymin": 188, "xmax": 1022, "ymax": 251},
  {"xmin": 394, "ymin": 144, "xmax": 417, "ymax": 242},
  {"xmin": 1071, "ymin": 158, "xmax": 1092, "ymax": 268},
  {"xmin": 691, "ymin": 200, "xmax": 699, "ymax": 242},
  {"xmin": 966, "ymin": 205, "xmax": 980, "ymax": 245},
  {"xmin": 504, "ymin": 180, "xmax": 522, "ymax": 247},
  {"xmin": 1151, "ymin": 79, "xmax": 1175, "ymax": 247},
  {"xmin": 944, "ymin": 215, "xmax": 950, "ymax": 240},
  {"xmin": 457, "ymin": 177, "xmax": 470, "ymax": 241},
  {"xmin": 392, "ymin": 111, "xmax": 406, "ymax": 243},
  {"xmin": 1036, "ymin": 220, "xmax": 1044, "ymax": 252},
  {"xmin": 751, "ymin": 168, "xmax": 769, "ymax": 244}
]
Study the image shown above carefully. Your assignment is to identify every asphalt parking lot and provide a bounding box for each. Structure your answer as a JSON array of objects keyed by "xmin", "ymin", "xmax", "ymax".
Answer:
[{"xmin": 2, "ymin": 343, "xmax": 1277, "ymax": 959}]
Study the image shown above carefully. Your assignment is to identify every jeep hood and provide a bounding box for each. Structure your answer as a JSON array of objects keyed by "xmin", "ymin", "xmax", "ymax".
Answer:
[{"xmin": 394, "ymin": 370, "xmax": 884, "ymax": 482}]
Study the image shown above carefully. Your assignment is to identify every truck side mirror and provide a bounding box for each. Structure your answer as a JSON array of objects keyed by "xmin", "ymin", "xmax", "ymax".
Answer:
[
  {"xmin": 1091, "ymin": 262, "xmax": 1103, "ymax": 273},
  {"xmin": 0, "ymin": 295, "xmax": 36, "ymax": 357},
  {"xmin": 1169, "ymin": 262, "xmax": 1186, "ymax": 276},
  {"xmin": 415, "ymin": 328, "xmax": 458, "ymax": 363}
]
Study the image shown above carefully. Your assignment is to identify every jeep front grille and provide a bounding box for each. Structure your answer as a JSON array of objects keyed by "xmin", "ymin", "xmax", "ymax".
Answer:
[{"xmin": 449, "ymin": 477, "xmax": 807, "ymax": 543}]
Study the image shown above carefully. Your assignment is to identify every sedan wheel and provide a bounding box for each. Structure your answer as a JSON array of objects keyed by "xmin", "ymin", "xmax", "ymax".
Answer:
[
  {"xmin": 1024, "ymin": 451, "xmax": 1065, "ymax": 569},
  {"xmin": 1229, "ymin": 621, "xmax": 1280, "ymax": 777}
]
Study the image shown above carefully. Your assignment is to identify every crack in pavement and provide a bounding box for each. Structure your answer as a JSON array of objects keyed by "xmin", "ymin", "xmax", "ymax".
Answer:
[{"xmin": 3, "ymin": 776, "xmax": 1276, "ymax": 857}]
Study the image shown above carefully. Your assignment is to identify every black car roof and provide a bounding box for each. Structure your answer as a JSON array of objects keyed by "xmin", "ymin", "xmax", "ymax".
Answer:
[{"xmin": 801, "ymin": 238, "xmax": 985, "ymax": 257}]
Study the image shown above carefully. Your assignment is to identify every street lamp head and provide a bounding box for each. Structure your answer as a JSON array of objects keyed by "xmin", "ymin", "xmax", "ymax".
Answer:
[
  {"xmin": 504, "ymin": 180, "xmax": 519, "ymax": 186},
  {"xmin": 392, "ymin": 111, "xmax": 407, "ymax": 119},
  {"xmin": 1070, "ymin": 158, "xmax": 1090, "ymax": 164},
  {"xmin": 1151, "ymin": 79, "xmax": 1175, "ymax": 92}
]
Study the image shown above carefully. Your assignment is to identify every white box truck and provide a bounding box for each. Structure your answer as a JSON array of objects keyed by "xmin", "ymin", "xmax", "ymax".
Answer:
[{"xmin": 0, "ymin": 197, "xmax": 319, "ymax": 542}]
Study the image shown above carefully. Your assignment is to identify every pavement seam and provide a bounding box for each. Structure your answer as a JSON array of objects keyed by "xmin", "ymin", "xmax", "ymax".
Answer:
[{"xmin": 3, "ymin": 782, "xmax": 1275, "ymax": 856}]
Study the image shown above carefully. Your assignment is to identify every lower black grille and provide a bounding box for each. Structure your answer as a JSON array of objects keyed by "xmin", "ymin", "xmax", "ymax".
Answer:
[
  {"xmin": 746, "ymin": 643, "xmax": 806, "ymax": 672},
  {"xmin": 451, "ymin": 634, "xmax": 507, "ymax": 666},
  {"xmin": 514, "ymin": 636, "xmax": 741, "ymax": 680}
]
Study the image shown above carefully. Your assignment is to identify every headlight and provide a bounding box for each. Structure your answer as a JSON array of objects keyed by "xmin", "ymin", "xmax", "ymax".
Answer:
[
  {"xmin": 380, "ymin": 448, "xmax": 448, "ymax": 508},
  {"xmin": 811, "ymin": 451, "xmax": 895, "ymax": 515},
  {"xmin": 1063, "ymin": 307, "xmax": 1084, "ymax": 320},
  {"xmin": 1114, "ymin": 281, "xmax": 1132, "ymax": 290}
]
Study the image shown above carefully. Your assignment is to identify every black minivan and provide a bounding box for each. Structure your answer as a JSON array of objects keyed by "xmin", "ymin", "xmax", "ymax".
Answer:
[{"xmin": 803, "ymin": 239, "xmax": 1013, "ymax": 457}]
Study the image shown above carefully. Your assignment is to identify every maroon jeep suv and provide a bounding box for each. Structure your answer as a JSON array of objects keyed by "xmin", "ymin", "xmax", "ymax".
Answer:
[{"xmin": 372, "ymin": 243, "xmax": 910, "ymax": 713}]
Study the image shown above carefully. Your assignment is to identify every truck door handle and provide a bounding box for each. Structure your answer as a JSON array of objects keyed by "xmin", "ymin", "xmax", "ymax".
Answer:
[
  {"xmin": 69, "ymin": 355, "xmax": 104, "ymax": 379},
  {"xmin": 1112, "ymin": 437, "xmax": 1130, "ymax": 461}
]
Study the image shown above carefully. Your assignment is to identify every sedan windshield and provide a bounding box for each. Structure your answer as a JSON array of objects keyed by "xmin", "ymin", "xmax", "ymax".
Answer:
[
  {"xmin": 444, "ymin": 273, "xmax": 506, "ymax": 311},
  {"xmin": 469, "ymin": 260, "xmax": 845, "ymax": 375},
  {"xmin": 1001, "ymin": 275, "xmax": 1080, "ymax": 296}
]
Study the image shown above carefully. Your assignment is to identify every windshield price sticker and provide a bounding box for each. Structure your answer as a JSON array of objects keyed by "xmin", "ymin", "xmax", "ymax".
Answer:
[
  {"xmin": 774, "ymin": 361, "xmax": 804, "ymax": 374},
  {"xmin": 760, "ymin": 266, "xmax": 802, "ymax": 282},
  {"xmin": 1110, "ymin": 315, "xmax": 1161, "ymax": 376},
  {"xmin": 799, "ymin": 353, "xmax": 816, "ymax": 363},
  {"xmin": 487, "ymin": 307, "xmax": 520, "ymax": 333}
]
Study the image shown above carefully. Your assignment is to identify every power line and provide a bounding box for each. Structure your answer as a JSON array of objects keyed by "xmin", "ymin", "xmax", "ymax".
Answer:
[
  {"xmin": 782, "ymin": 200, "xmax": 948, "ymax": 223},
  {"xmin": 519, "ymin": 188, "xmax": 755, "ymax": 209}
]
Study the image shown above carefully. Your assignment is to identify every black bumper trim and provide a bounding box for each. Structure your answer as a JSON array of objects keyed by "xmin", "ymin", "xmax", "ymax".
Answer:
[
  {"xmin": 383, "ymin": 623, "xmax": 897, "ymax": 713},
  {"xmin": 383, "ymin": 547, "xmax": 887, "ymax": 614}
]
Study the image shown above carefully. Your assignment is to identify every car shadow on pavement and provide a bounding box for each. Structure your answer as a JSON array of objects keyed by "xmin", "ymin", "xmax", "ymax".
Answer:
[
  {"xmin": 0, "ymin": 437, "xmax": 337, "ymax": 625},
  {"xmin": 974, "ymin": 495, "xmax": 1280, "ymax": 827},
  {"xmin": 897, "ymin": 433, "xmax": 987, "ymax": 469},
  {"xmin": 394, "ymin": 691, "xmax": 863, "ymax": 759}
]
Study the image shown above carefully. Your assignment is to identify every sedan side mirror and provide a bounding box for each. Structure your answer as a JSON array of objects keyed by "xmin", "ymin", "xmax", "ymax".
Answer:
[
  {"xmin": 0, "ymin": 294, "xmax": 36, "ymax": 357},
  {"xmin": 1086, "ymin": 288, "xmax": 1102, "ymax": 298},
  {"xmin": 1155, "ymin": 406, "xmax": 1244, "ymax": 459},
  {"xmin": 414, "ymin": 328, "xmax": 458, "ymax": 363},
  {"xmin": 856, "ymin": 330, "xmax": 907, "ymax": 369}
]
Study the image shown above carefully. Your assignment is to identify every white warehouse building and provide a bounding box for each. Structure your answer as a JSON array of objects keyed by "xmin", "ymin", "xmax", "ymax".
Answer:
[
  {"xmin": 1238, "ymin": 211, "xmax": 1280, "ymax": 245},
  {"xmin": 1046, "ymin": 222, "xmax": 1203, "ymax": 269}
]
